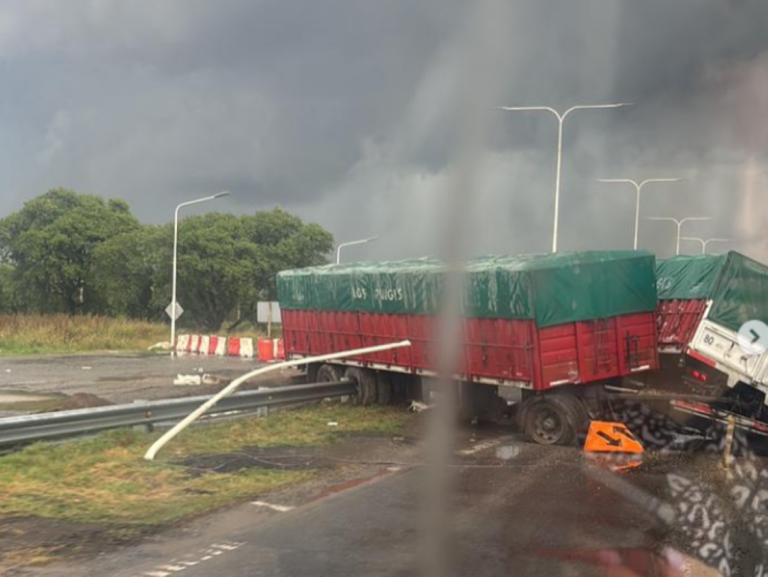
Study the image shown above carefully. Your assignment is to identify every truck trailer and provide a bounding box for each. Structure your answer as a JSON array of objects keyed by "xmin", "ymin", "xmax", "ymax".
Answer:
[
  {"xmin": 655, "ymin": 254, "xmax": 721, "ymax": 355},
  {"xmin": 277, "ymin": 251, "xmax": 660, "ymax": 445},
  {"xmin": 656, "ymin": 251, "xmax": 768, "ymax": 434}
]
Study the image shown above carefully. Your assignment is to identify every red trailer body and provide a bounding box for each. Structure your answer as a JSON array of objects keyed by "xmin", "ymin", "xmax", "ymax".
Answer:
[
  {"xmin": 282, "ymin": 309, "xmax": 658, "ymax": 392},
  {"xmin": 655, "ymin": 299, "xmax": 708, "ymax": 354},
  {"xmin": 278, "ymin": 252, "xmax": 661, "ymax": 445}
]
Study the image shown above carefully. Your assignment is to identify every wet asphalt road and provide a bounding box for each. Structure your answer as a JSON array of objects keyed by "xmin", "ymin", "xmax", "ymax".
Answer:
[
  {"xmin": 34, "ymin": 436, "xmax": 686, "ymax": 577},
  {"xmin": 2, "ymin": 356, "xmax": 760, "ymax": 575},
  {"xmin": 0, "ymin": 353, "xmax": 278, "ymax": 405}
]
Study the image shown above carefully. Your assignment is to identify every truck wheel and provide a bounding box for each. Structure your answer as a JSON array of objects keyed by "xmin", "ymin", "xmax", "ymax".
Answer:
[
  {"xmin": 316, "ymin": 364, "xmax": 342, "ymax": 383},
  {"xmin": 522, "ymin": 396, "xmax": 579, "ymax": 446},
  {"xmin": 376, "ymin": 372, "xmax": 394, "ymax": 405},
  {"xmin": 344, "ymin": 367, "xmax": 378, "ymax": 406},
  {"xmin": 556, "ymin": 393, "xmax": 590, "ymax": 441},
  {"xmin": 306, "ymin": 363, "xmax": 320, "ymax": 383},
  {"xmin": 391, "ymin": 374, "xmax": 413, "ymax": 405}
]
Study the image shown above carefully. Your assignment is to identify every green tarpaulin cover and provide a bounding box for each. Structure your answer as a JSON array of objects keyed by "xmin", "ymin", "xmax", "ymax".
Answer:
[
  {"xmin": 656, "ymin": 251, "xmax": 768, "ymax": 332},
  {"xmin": 277, "ymin": 251, "xmax": 658, "ymax": 328},
  {"xmin": 708, "ymin": 252, "xmax": 768, "ymax": 332},
  {"xmin": 656, "ymin": 254, "xmax": 727, "ymax": 300}
]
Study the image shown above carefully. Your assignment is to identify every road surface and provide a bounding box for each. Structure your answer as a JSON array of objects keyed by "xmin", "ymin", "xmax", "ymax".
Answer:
[
  {"xmin": 23, "ymin": 428, "xmax": 762, "ymax": 577},
  {"xmin": 0, "ymin": 353, "xmax": 296, "ymax": 407}
]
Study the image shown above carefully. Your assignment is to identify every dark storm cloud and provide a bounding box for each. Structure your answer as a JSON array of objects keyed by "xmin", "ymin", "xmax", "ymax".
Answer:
[{"xmin": 1, "ymin": 0, "xmax": 768, "ymax": 260}]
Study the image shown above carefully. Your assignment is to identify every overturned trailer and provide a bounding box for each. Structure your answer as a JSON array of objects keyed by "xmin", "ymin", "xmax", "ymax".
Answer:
[
  {"xmin": 656, "ymin": 254, "xmax": 726, "ymax": 354},
  {"xmin": 650, "ymin": 251, "xmax": 768, "ymax": 435}
]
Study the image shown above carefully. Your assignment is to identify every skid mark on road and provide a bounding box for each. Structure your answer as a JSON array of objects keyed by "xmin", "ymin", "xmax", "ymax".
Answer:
[{"xmin": 137, "ymin": 541, "xmax": 245, "ymax": 577}]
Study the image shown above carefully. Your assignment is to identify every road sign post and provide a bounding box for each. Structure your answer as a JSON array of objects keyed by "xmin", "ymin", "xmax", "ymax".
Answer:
[{"xmin": 165, "ymin": 302, "xmax": 184, "ymax": 322}]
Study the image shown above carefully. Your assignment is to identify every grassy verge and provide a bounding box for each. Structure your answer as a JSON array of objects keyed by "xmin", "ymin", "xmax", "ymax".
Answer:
[
  {"xmin": 0, "ymin": 314, "xmax": 168, "ymax": 355},
  {"xmin": 0, "ymin": 405, "xmax": 412, "ymax": 526},
  {"xmin": 0, "ymin": 314, "xmax": 269, "ymax": 356},
  {"xmin": 0, "ymin": 398, "xmax": 66, "ymax": 413}
]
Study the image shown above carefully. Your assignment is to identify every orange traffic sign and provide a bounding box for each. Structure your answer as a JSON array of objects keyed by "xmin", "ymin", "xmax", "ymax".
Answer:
[{"xmin": 584, "ymin": 421, "xmax": 644, "ymax": 454}]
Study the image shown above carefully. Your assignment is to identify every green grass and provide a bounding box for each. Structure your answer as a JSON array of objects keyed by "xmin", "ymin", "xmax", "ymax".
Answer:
[
  {"xmin": 0, "ymin": 398, "xmax": 66, "ymax": 412},
  {"xmin": 0, "ymin": 405, "xmax": 412, "ymax": 526},
  {"xmin": 0, "ymin": 314, "xmax": 273, "ymax": 356},
  {"xmin": 0, "ymin": 314, "xmax": 168, "ymax": 355}
]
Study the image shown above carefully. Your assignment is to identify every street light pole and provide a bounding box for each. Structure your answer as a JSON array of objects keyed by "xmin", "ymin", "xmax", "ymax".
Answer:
[
  {"xmin": 499, "ymin": 102, "xmax": 632, "ymax": 253},
  {"xmin": 596, "ymin": 178, "xmax": 682, "ymax": 250},
  {"xmin": 170, "ymin": 191, "xmax": 230, "ymax": 356},
  {"xmin": 681, "ymin": 237, "xmax": 732, "ymax": 255},
  {"xmin": 335, "ymin": 237, "xmax": 378, "ymax": 264},
  {"xmin": 647, "ymin": 217, "xmax": 712, "ymax": 255}
]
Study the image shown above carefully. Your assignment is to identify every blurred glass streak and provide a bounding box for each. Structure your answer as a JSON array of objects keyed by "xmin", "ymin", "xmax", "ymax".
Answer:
[{"xmin": 419, "ymin": 2, "xmax": 509, "ymax": 577}]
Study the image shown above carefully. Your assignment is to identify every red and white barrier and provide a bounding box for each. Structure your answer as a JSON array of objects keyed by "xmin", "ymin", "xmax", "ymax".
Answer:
[
  {"xmin": 257, "ymin": 338, "xmax": 286, "ymax": 362},
  {"xmin": 187, "ymin": 335, "xmax": 202, "ymax": 354},
  {"xmin": 176, "ymin": 335, "xmax": 257, "ymax": 358},
  {"xmin": 209, "ymin": 335, "xmax": 227, "ymax": 356},
  {"xmin": 175, "ymin": 335, "xmax": 283, "ymax": 359},
  {"xmin": 227, "ymin": 337, "xmax": 254, "ymax": 358}
]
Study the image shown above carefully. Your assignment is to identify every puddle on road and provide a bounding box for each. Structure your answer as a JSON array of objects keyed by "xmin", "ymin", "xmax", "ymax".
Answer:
[
  {"xmin": 495, "ymin": 445, "xmax": 521, "ymax": 460},
  {"xmin": 0, "ymin": 391, "xmax": 56, "ymax": 404}
]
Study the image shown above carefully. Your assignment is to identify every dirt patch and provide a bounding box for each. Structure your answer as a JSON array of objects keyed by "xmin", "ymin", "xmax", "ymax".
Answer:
[
  {"xmin": 0, "ymin": 391, "xmax": 111, "ymax": 413},
  {"xmin": 177, "ymin": 433, "xmax": 421, "ymax": 475},
  {"xmin": 49, "ymin": 392, "xmax": 113, "ymax": 411},
  {"xmin": 0, "ymin": 517, "xmax": 151, "ymax": 575},
  {"xmin": 179, "ymin": 445, "xmax": 330, "ymax": 474}
]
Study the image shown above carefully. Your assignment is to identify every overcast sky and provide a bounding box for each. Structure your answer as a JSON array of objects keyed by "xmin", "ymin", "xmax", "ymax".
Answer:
[{"xmin": 1, "ymin": 0, "xmax": 768, "ymax": 260}]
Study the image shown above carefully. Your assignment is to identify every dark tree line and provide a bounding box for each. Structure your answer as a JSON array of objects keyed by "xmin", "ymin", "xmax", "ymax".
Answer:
[{"xmin": 0, "ymin": 189, "xmax": 334, "ymax": 331}]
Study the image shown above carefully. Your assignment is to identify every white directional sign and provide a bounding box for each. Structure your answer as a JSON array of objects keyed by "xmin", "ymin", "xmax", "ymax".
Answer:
[
  {"xmin": 257, "ymin": 301, "xmax": 282, "ymax": 324},
  {"xmin": 165, "ymin": 302, "xmax": 184, "ymax": 321}
]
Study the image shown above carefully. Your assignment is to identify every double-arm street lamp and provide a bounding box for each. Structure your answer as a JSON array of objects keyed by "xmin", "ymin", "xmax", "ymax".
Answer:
[
  {"xmin": 647, "ymin": 216, "xmax": 712, "ymax": 255},
  {"xmin": 499, "ymin": 102, "xmax": 632, "ymax": 252},
  {"xmin": 681, "ymin": 237, "xmax": 732, "ymax": 255},
  {"xmin": 596, "ymin": 178, "xmax": 682, "ymax": 250}
]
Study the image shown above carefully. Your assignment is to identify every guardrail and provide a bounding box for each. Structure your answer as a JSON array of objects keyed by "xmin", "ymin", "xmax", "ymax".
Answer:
[
  {"xmin": 144, "ymin": 339, "xmax": 412, "ymax": 460},
  {"xmin": 0, "ymin": 381, "xmax": 356, "ymax": 449}
]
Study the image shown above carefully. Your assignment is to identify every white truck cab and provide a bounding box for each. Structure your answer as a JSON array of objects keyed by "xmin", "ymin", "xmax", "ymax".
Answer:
[{"xmin": 686, "ymin": 300, "xmax": 768, "ymax": 402}]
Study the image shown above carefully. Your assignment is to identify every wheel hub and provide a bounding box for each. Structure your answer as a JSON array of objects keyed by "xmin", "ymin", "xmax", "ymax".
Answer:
[{"xmin": 533, "ymin": 408, "xmax": 563, "ymax": 443}]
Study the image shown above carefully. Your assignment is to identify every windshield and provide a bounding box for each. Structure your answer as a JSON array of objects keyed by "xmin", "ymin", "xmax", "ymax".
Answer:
[{"xmin": 0, "ymin": 2, "xmax": 766, "ymax": 577}]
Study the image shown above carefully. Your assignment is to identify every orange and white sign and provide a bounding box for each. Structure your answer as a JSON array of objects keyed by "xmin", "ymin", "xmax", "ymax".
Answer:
[{"xmin": 584, "ymin": 421, "xmax": 644, "ymax": 455}]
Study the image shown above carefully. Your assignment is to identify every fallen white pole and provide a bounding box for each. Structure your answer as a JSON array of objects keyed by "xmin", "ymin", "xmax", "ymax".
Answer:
[{"xmin": 144, "ymin": 339, "xmax": 412, "ymax": 460}]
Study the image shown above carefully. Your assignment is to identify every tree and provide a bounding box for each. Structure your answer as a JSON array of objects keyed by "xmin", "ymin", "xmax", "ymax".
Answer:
[
  {"xmin": 90, "ymin": 225, "xmax": 167, "ymax": 319},
  {"xmin": 0, "ymin": 192, "xmax": 332, "ymax": 328},
  {"xmin": 0, "ymin": 189, "xmax": 139, "ymax": 313},
  {"xmin": 235, "ymin": 209, "xmax": 333, "ymax": 327},
  {"xmin": 151, "ymin": 208, "xmax": 334, "ymax": 332},
  {"xmin": 0, "ymin": 263, "xmax": 21, "ymax": 313}
]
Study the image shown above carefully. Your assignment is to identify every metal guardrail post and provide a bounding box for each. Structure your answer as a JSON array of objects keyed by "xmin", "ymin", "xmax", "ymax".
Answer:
[{"xmin": 143, "ymin": 340, "xmax": 412, "ymax": 460}]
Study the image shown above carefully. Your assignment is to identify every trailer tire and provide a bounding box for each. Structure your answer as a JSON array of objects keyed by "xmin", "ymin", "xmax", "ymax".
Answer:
[
  {"xmin": 376, "ymin": 372, "xmax": 394, "ymax": 405},
  {"xmin": 522, "ymin": 396, "xmax": 580, "ymax": 446},
  {"xmin": 306, "ymin": 363, "xmax": 320, "ymax": 383},
  {"xmin": 390, "ymin": 374, "xmax": 408, "ymax": 405},
  {"xmin": 344, "ymin": 367, "xmax": 378, "ymax": 406},
  {"xmin": 316, "ymin": 364, "xmax": 342, "ymax": 383},
  {"xmin": 554, "ymin": 393, "xmax": 590, "ymax": 440}
]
